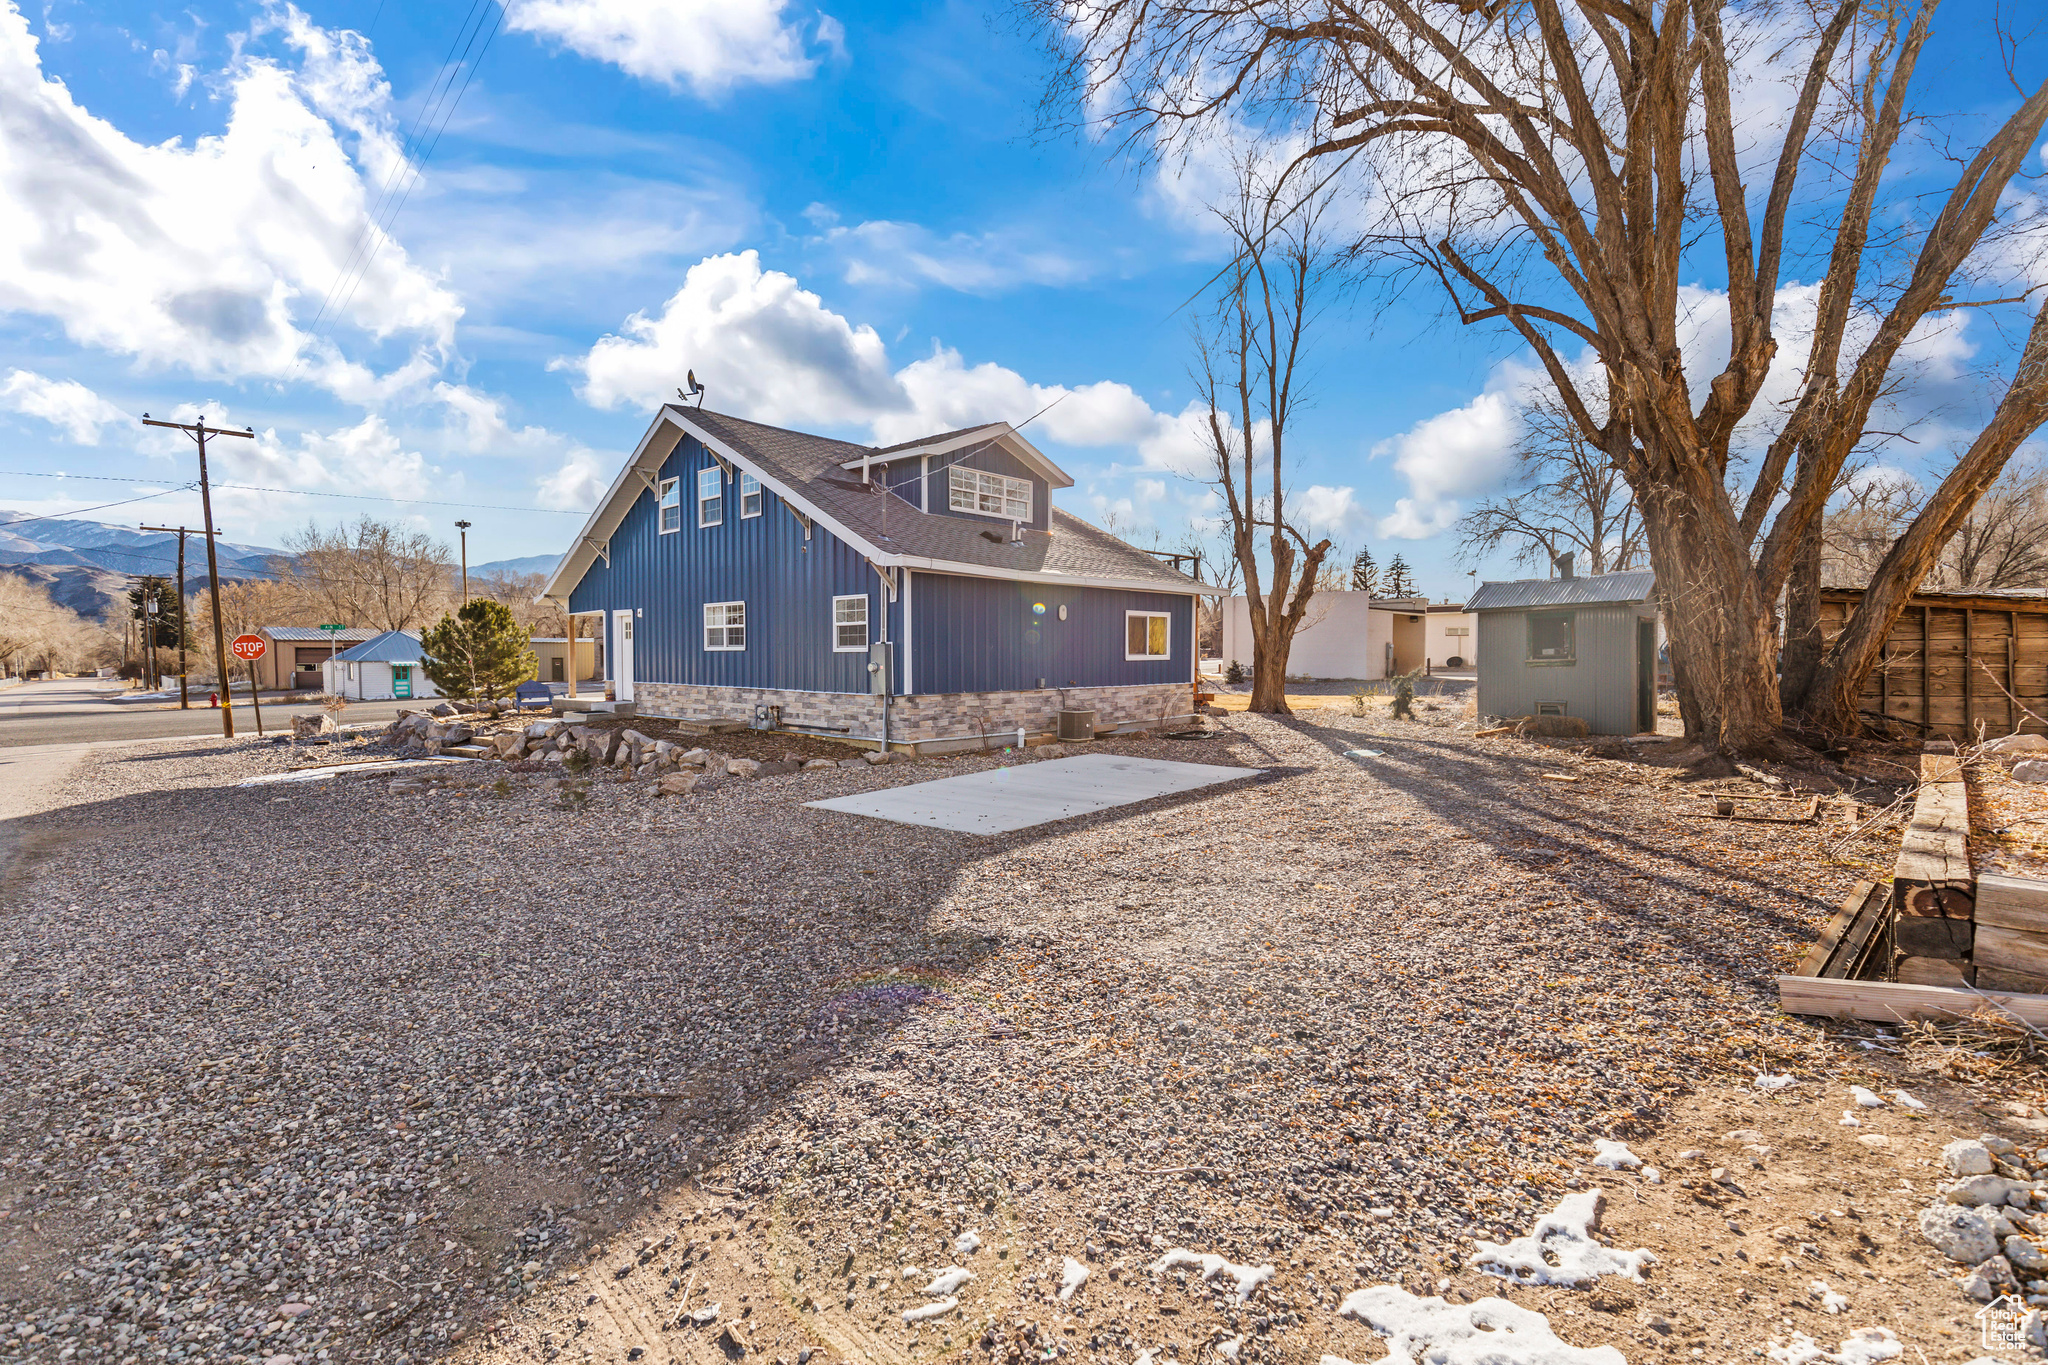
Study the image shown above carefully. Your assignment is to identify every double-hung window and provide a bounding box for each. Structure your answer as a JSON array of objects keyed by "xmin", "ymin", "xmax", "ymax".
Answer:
[
  {"xmin": 703, "ymin": 601, "xmax": 745, "ymax": 651},
  {"xmin": 1126, "ymin": 611, "xmax": 1170, "ymax": 660},
  {"xmin": 833, "ymin": 595, "xmax": 869, "ymax": 652},
  {"xmin": 657, "ymin": 478, "xmax": 680, "ymax": 533},
  {"xmin": 739, "ymin": 472, "xmax": 763, "ymax": 518},
  {"xmin": 947, "ymin": 465, "xmax": 1032, "ymax": 520},
  {"xmin": 697, "ymin": 467, "xmax": 723, "ymax": 527}
]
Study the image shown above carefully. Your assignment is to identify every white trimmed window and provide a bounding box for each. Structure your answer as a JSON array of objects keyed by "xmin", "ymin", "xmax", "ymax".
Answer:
[
  {"xmin": 657, "ymin": 478, "xmax": 680, "ymax": 533},
  {"xmin": 703, "ymin": 601, "xmax": 746, "ymax": 651},
  {"xmin": 833, "ymin": 595, "xmax": 869, "ymax": 652},
  {"xmin": 1125, "ymin": 611, "xmax": 1170, "ymax": 660},
  {"xmin": 697, "ymin": 467, "xmax": 723, "ymax": 527},
  {"xmin": 947, "ymin": 465, "xmax": 1032, "ymax": 520},
  {"xmin": 739, "ymin": 472, "xmax": 763, "ymax": 518}
]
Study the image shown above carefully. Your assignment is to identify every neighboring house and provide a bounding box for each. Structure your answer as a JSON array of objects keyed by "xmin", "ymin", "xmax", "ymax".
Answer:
[
  {"xmin": 256, "ymin": 626, "xmax": 377, "ymax": 691},
  {"xmin": 530, "ymin": 636, "xmax": 602, "ymax": 687},
  {"xmin": 1218, "ymin": 593, "xmax": 1475, "ymax": 679},
  {"xmin": 541, "ymin": 406, "xmax": 1213, "ymax": 748},
  {"xmin": 1465, "ymin": 570, "xmax": 1659, "ymax": 734},
  {"xmin": 321, "ymin": 630, "xmax": 441, "ymax": 702}
]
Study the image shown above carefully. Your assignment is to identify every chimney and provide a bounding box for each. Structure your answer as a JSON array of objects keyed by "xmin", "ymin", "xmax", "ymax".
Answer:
[{"xmin": 1555, "ymin": 551, "xmax": 1575, "ymax": 580}]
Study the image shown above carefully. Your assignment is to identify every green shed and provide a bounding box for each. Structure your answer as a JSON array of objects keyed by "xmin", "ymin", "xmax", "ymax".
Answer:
[{"xmin": 1466, "ymin": 569, "xmax": 1659, "ymax": 735}]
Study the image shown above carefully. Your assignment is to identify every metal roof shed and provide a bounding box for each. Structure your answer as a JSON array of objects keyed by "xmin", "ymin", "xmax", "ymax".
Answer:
[{"xmin": 1465, "ymin": 570, "xmax": 1659, "ymax": 734}]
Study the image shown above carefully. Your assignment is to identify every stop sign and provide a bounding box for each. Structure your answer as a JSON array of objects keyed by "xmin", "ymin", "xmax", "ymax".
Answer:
[{"xmin": 231, "ymin": 634, "xmax": 266, "ymax": 661}]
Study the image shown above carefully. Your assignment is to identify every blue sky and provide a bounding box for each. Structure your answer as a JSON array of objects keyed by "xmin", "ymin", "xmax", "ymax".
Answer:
[{"xmin": 0, "ymin": 0, "xmax": 2039, "ymax": 599}]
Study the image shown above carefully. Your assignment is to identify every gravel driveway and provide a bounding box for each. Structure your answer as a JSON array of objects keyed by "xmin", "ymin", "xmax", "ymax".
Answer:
[{"xmin": 0, "ymin": 710, "xmax": 1887, "ymax": 1364}]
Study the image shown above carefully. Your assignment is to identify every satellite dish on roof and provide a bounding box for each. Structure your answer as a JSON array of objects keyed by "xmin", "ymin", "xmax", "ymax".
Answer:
[{"xmin": 678, "ymin": 371, "xmax": 706, "ymax": 408}]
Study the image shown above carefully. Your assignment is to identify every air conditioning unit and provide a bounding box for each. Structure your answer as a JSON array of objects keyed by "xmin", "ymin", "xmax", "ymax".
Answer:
[
  {"xmin": 753, "ymin": 703, "xmax": 782, "ymax": 730},
  {"xmin": 1057, "ymin": 708, "xmax": 1096, "ymax": 742}
]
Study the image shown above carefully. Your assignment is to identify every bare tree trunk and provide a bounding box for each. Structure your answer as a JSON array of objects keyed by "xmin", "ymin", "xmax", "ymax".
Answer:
[
  {"xmin": 1805, "ymin": 302, "xmax": 2048, "ymax": 732},
  {"xmin": 1779, "ymin": 509, "xmax": 1825, "ymax": 717}
]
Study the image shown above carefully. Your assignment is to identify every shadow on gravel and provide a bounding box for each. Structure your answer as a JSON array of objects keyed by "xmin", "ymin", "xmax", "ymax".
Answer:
[
  {"xmin": 1283, "ymin": 713, "xmax": 1828, "ymax": 984},
  {"xmin": 0, "ymin": 741, "xmax": 1292, "ymax": 1361}
]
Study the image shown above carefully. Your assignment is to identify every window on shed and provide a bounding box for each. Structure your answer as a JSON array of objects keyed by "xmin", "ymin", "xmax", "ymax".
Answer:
[
  {"xmin": 833, "ymin": 596, "xmax": 869, "ymax": 652},
  {"xmin": 697, "ymin": 467, "xmax": 723, "ymax": 527},
  {"xmin": 1126, "ymin": 611, "xmax": 1170, "ymax": 660},
  {"xmin": 703, "ymin": 601, "xmax": 745, "ymax": 651},
  {"xmin": 657, "ymin": 478, "xmax": 680, "ymax": 533},
  {"xmin": 1528, "ymin": 612, "xmax": 1576, "ymax": 662},
  {"xmin": 1536, "ymin": 700, "xmax": 1568, "ymax": 716},
  {"xmin": 739, "ymin": 472, "xmax": 763, "ymax": 518},
  {"xmin": 947, "ymin": 465, "xmax": 1032, "ymax": 520}
]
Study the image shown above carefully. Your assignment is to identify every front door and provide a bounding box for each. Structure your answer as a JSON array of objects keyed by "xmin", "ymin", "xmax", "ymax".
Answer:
[
  {"xmin": 613, "ymin": 610, "xmax": 635, "ymax": 703},
  {"xmin": 1635, "ymin": 619, "xmax": 1656, "ymax": 732},
  {"xmin": 393, "ymin": 665, "xmax": 413, "ymax": 700}
]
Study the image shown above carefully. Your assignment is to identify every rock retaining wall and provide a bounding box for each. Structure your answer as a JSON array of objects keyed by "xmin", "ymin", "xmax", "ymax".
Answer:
[{"xmin": 628, "ymin": 682, "xmax": 1195, "ymax": 748}]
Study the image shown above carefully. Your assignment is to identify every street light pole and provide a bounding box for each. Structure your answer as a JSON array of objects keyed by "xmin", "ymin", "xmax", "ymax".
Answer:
[
  {"xmin": 142, "ymin": 412, "xmax": 254, "ymax": 739},
  {"xmin": 455, "ymin": 520, "xmax": 472, "ymax": 604}
]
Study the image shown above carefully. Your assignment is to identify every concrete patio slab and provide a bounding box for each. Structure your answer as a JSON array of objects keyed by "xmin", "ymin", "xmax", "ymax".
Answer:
[{"xmin": 803, "ymin": 752, "xmax": 1259, "ymax": 834}]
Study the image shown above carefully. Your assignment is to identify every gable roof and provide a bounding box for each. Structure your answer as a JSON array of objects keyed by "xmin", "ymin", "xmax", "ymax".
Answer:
[
  {"xmin": 541, "ymin": 406, "xmax": 1212, "ymax": 599},
  {"xmin": 1465, "ymin": 571, "xmax": 1657, "ymax": 611},
  {"xmin": 262, "ymin": 626, "xmax": 378, "ymax": 643},
  {"xmin": 329, "ymin": 630, "xmax": 425, "ymax": 664}
]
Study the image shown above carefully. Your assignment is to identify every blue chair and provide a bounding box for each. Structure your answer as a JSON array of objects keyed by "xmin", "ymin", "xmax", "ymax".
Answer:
[{"xmin": 514, "ymin": 681, "xmax": 554, "ymax": 712}]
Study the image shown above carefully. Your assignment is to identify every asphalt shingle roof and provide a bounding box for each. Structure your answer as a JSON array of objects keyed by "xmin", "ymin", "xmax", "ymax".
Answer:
[
  {"xmin": 682, "ymin": 408, "xmax": 1202, "ymax": 592},
  {"xmin": 1465, "ymin": 571, "xmax": 1657, "ymax": 611}
]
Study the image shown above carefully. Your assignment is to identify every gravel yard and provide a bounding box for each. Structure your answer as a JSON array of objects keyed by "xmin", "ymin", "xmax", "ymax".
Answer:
[{"xmin": 0, "ymin": 710, "xmax": 2013, "ymax": 1365}]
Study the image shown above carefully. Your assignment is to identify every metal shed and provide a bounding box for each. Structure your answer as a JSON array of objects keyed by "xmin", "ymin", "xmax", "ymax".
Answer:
[{"xmin": 1466, "ymin": 569, "xmax": 1659, "ymax": 734}]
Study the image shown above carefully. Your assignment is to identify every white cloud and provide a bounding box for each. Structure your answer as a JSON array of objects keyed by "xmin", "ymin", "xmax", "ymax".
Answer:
[
  {"xmin": 500, "ymin": 0, "xmax": 819, "ymax": 97},
  {"xmin": 806, "ymin": 210, "xmax": 1090, "ymax": 293},
  {"xmin": 1373, "ymin": 367, "xmax": 1537, "ymax": 539},
  {"xmin": 0, "ymin": 370, "xmax": 126, "ymax": 443},
  {"xmin": 1297, "ymin": 484, "xmax": 1368, "ymax": 537},
  {"xmin": 538, "ymin": 449, "xmax": 608, "ymax": 512},
  {"xmin": 0, "ymin": 2, "xmax": 459, "ymax": 392}
]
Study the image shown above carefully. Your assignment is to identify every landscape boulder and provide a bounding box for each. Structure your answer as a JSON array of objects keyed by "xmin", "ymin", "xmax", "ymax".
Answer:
[
  {"xmin": 1920, "ymin": 1202, "xmax": 2004, "ymax": 1264},
  {"xmin": 1988, "ymin": 733, "xmax": 2048, "ymax": 755},
  {"xmin": 838, "ymin": 756, "xmax": 867, "ymax": 770},
  {"xmin": 656, "ymin": 773, "xmax": 700, "ymax": 797},
  {"xmin": 726, "ymin": 758, "xmax": 762, "ymax": 778},
  {"xmin": 1944, "ymin": 1174, "xmax": 2037, "ymax": 1207},
  {"xmin": 293, "ymin": 714, "xmax": 335, "ymax": 739},
  {"xmin": 803, "ymin": 758, "xmax": 837, "ymax": 770},
  {"xmin": 491, "ymin": 732, "xmax": 526, "ymax": 759},
  {"xmin": 429, "ymin": 701, "xmax": 458, "ymax": 717},
  {"xmin": 863, "ymin": 750, "xmax": 897, "ymax": 765},
  {"xmin": 1945, "ymin": 1140, "xmax": 1997, "ymax": 1178},
  {"xmin": 2016, "ymin": 759, "xmax": 2048, "ymax": 784},
  {"xmin": 679, "ymin": 748, "xmax": 712, "ymax": 767},
  {"xmin": 440, "ymin": 722, "xmax": 476, "ymax": 746}
]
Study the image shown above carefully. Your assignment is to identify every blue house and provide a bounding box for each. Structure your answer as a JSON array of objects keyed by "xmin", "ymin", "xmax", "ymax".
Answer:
[{"xmin": 540, "ymin": 405, "xmax": 1213, "ymax": 751}]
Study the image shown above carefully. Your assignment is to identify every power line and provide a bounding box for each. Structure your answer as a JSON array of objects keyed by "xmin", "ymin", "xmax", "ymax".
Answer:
[{"xmin": 0, "ymin": 486, "xmax": 196, "ymax": 528}]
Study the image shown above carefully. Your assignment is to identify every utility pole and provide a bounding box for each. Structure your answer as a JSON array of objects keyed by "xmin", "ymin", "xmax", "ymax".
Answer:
[
  {"xmin": 142, "ymin": 413, "xmax": 253, "ymax": 738},
  {"xmin": 455, "ymin": 520, "xmax": 472, "ymax": 604},
  {"xmin": 143, "ymin": 525, "xmax": 211, "ymax": 711}
]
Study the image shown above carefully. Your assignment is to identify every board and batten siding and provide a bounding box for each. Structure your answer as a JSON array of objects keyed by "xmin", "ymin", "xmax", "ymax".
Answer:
[
  {"xmin": 567, "ymin": 432, "xmax": 900, "ymax": 694},
  {"xmin": 910, "ymin": 573, "xmax": 1195, "ymax": 695},
  {"xmin": 1475, "ymin": 602, "xmax": 1653, "ymax": 734},
  {"xmin": 1817, "ymin": 589, "xmax": 2048, "ymax": 739}
]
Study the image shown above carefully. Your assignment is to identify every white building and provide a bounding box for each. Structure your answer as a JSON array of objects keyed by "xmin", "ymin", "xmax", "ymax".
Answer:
[
  {"xmin": 321, "ymin": 630, "xmax": 442, "ymax": 702},
  {"xmin": 1219, "ymin": 593, "xmax": 1476, "ymax": 679}
]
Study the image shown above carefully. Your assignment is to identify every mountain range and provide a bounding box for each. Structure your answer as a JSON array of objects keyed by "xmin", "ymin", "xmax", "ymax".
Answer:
[{"xmin": 0, "ymin": 512, "xmax": 562, "ymax": 618}]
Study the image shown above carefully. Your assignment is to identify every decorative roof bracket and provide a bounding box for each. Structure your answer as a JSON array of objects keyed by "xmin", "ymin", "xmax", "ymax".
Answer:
[
  {"xmin": 582, "ymin": 536, "xmax": 611, "ymax": 569},
  {"xmin": 786, "ymin": 504, "xmax": 813, "ymax": 541}
]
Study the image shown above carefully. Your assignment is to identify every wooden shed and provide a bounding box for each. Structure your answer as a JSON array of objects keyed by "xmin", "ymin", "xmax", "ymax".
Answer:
[
  {"xmin": 1466, "ymin": 570, "xmax": 1660, "ymax": 734},
  {"xmin": 1817, "ymin": 586, "xmax": 2048, "ymax": 739}
]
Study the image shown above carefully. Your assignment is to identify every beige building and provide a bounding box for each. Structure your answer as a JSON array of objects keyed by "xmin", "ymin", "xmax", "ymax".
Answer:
[
  {"xmin": 1219, "ymin": 593, "xmax": 1475, "ymax": 679},
  {"xmin": 255, "ymin": 626, "xmax": 376, "ymax": 691}
]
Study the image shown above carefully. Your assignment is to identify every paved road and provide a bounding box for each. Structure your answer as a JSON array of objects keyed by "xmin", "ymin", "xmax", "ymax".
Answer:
[{"xmin": 0, "ymin": 677, "xmax": 411, "ymax": 747}]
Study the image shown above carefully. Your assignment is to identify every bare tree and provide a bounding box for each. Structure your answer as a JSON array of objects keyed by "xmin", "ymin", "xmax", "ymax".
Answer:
[
  {"xmin": 283, "ymin": 516, "xmax": 453, "ymax": 633},
  {"xmin": 1822, "ymin": 464, "xmax": 2048, "ymax": 592},
  {"xmin": 1194, "ymin": 161, "xmax": 1337, "ymax": 714},
  {"xmin": 1025, "ymin": 0, "xmax": 2048, "ymax": 753},
  {"xmin": 1457, "ymin": 391, "xmax": 1645, "ymax": 576},
  {"xmin": 472, "ymin": 570, "xmax": 565, "ymax": 637},
  {"xmin": 0, "ymin": 573, "xmax": 114, "ymax": 676}
]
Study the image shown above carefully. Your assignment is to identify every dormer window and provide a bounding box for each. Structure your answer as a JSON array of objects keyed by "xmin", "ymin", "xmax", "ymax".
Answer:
[{"xmin": 949, "ymin": 466, "xmax": 1032, "ymax": 520}]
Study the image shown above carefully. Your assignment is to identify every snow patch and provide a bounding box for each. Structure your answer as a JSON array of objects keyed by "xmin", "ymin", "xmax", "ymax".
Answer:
[
  {"xmin": 1766, "ymin": 1328, "xmax": 1902, "ymax": 1365},
  {"xmin": 1756, "ymin": 1073, "xmax": 1798, "ymax": 1091},
  {"xmin": 1642, "ymin": 1167, "xmax": 1663, "ymax": 1185},
  {"xmin": 1849, "ymin": 1086, "xmax": 1887, "ymax": 1109},
  {"xmin": 1338, "ymin": 1286, "xmax": 1626, "ymax": 1365},
  {"xmin": 1839, "ymin": 1111, "xmax": 1863, "ymax": 1127},
  {"xmin": 1470, "ymin": 1190, "xmax": 1655, "ymax": 1286},
  {"xmin": 1890, "ymin": 1089, "xmax": 1926, "ymax": 1110},
  {"xmin": 903, "ymin": 1296, "xmax": 958, "ymax": 1323},
  {"xmin": 1215, "ymin": 1336, "xmax": 1243, "ymax": 1360},
  {"xmin": 954, "ymin": 1230, "xmax": 982, "ymax": 1255},
  {"xmin": 1058, "ymin": 1256, "xmax": 1090, "ymax": 1302},
  {"xmin": 1590, "ymin": 1140, "xmax": 1640, "ymax": 1170},
  {"xmin": 1149, "ymin": 1249, "xmax": 1274, "ymax": 1302},
  {"xmin": 1810, "ymin": 1280, "xmax": 1849, "ymax": 1314},
  {"xmin": 921, "ymin": 1267, "xmax": 973, "ymax": 1296}
]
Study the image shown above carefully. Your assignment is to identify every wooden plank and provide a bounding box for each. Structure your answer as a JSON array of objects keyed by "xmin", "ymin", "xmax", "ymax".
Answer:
[
  {"xmin": 1777, "ymin": 974, "xmax": 2048, "ymax": 1025},
  {"xmin": 1977, "ymin": 874, "xmax": 2048, "ymax": 934},
  {"xmin": 1796, "ymin": 880, "xmax": 1877, "ymax": 977},
  {"xmin": 1895, "ymin": 776, "xmax": 1972, "ymax": 904},
  {"xmin": 1894, "ymin": 915, "xmax": 1973, "ymax": 958},
  {"xmin": 1976, "ymin": 924, "xmax": 2048, "ymax": 977},
  {"xmin": 1967, "ymin": 608, "xmax": 1975, "ymax": 738},
  {"xmin": 1979, "ymin": 964, "xmax": 2048, "ymax": 994},
  {"xmin": 1897, "ymin": 957, "xmax": 1975, "ymax": 987},
  {"xmin": 1922, "ymin": 604, "xmax": 1932, "ymax": 733},
  {"xmin": 1824, "ymin": 884, "xmax": 1891, "ymax": 979},
  {"xmin": 1921, "ymin": 754, "xmax": 1964, "ymax": 783}
]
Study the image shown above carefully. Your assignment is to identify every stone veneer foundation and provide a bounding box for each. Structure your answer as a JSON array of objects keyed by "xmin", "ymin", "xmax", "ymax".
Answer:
[{"xmin": 629, "ymin": 682, "xmax": 1195, "ymax": 750}]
